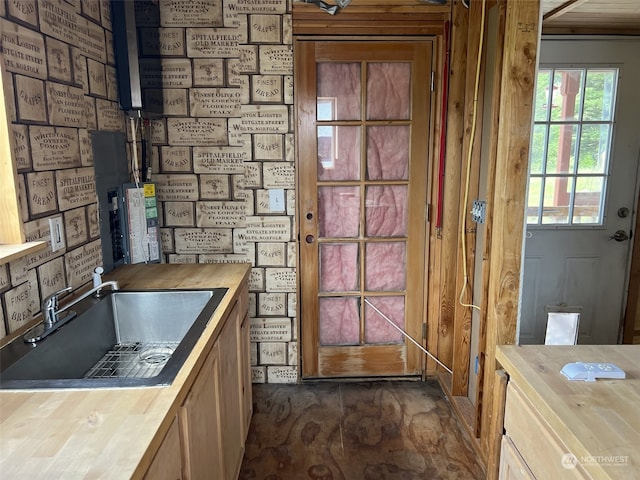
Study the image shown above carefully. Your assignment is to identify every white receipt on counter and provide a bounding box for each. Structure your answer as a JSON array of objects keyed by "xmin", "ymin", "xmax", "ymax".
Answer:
[{"xmin": 561, "ymin": 362, "xmax": 626, "ymax": 382}]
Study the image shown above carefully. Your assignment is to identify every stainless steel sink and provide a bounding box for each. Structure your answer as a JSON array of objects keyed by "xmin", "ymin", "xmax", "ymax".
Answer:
[{"xmin": 0, "ymin": 288, "xmax": 227, "ymax": 389}]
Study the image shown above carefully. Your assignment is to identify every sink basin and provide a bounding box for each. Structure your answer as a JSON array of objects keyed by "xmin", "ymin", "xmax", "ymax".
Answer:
[{"xmin": 0, "ymin": 288, "xmax": 227, "ymax": 389}]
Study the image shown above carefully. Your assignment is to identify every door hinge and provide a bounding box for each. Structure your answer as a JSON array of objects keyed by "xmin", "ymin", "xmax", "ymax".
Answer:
[
  {"xmin": 430, "ymin": 72, "xmax": 435, "ymax": 92},
  {"xmin": 426, "ymin": 203, "xmax": 431, "ymax": 222},
  {"xmin": 422, "ymin": 323, "xmax": 427, "ymax": 340}
]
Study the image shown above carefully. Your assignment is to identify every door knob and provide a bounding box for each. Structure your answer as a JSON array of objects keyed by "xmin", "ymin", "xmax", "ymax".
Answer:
[{"xmin": 608, "ymin": 230, "xmax": 629, "ymax": 242}]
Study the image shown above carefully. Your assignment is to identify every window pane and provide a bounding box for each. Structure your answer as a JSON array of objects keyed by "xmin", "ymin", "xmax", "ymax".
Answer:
[
  {"xmin": 366, "ymin": 63, "xmax": 411, "ymax": 120},
  {"xmin": 317, "ymin": 63, "xmax": 361, "ymax": 120},
  {"xmin": 318, "ymin": 186, "xmax": 360, "ymax": 238},
  {"xmin": 542, "ymin": 177, "xmax": 574, "ymax": 224},
  {"xmin": 550, "ymin": 69, "xmax": 584, "ymax": 122},
  {"xmin": 319, "ymin": 297, "xmax": 359, "ymax": 345},
  {"xmin": 530, "ymin": 125, "xmax": 547, "ymax": 174},
  {"xmin": 365, "ymin": 296, "xmax": 405, "ymax": 344},
  {"xmin": 320, "ymin": 244, "xmax": 359, "ymax": 292},
  {"xmin": 527, "ymin": 177, "xmax": 542, "ymax": 224},
  {"xmin": 365, "ymin": 242, "xmax": 406, "ymax": 291},
  {"xmin": 365, "ymin": 185, "xmax": 408, "ymax": 237},
  {"xmin": 574, "ymin": 177, "xmax": 604, "ymax": 224},
  {"xmin": 534, "ymin": 69, "xmax": 552, "ymax": 122},
  {"xmin": 318, "ymin": 126, "xmax": 361, "ymax": 181},
  {"xmin": 547, "ymin": 124, "xmax": 577, "ymax": 174},
  {"xmin": 578, "ymin": 124, "xmax": 610, "ymax": 174},
  {"xmin": 583, "ymin": 69, "xmax": 617, "ymax": 121},
  {"xmin": 366, "ymin": 126, "xmax": 409, "ymax": 180}
]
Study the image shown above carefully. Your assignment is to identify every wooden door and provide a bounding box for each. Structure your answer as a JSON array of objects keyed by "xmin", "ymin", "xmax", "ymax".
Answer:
[{"xmin": 297, "ymin": 40, "xmax": 432, "ymax": 378}]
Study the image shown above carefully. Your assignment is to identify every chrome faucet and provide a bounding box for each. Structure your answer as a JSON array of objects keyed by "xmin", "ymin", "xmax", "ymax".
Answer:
[
  {"xmin": 42, "ymin": 286, "xmax": 73, "ymax": 328},
  {"xmin": 24, "ymin": 281, "xmax": 120, "ymax": 344}
]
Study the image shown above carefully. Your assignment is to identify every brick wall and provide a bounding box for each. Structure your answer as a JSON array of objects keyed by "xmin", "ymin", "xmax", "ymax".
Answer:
[
  {"xmin": 0, "ymin": 0, "xmax": 126, "ymax": 339},
  {"xmin": 140, "ymin": 0, "xmax": 297, "ymax": 383}
]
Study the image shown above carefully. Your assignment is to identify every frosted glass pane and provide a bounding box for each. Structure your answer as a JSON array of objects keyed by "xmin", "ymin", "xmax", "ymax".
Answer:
[
  {"xmin": 365, "ymin": 242, "xmax": 406, "ymax": 291},
  {"xmin": 319, "ymin": 298, "xmax": 360, "ymax": 345},
  {"xmin": 318, "ymin": 126, "xmax": 361, "ymax": 181},
  {"xmin": 365, "ymin": 297, "xmax": 405, "ymax": 344},
  {"xmin": 318, "ymin": 186, "xmax": 360, "ymax": 238},
  {"xmin": 320, "ymin": 244, "xmax": 359, "ymax": 292},
  {"xmin": 366, "ymin": 126, "xmax": 409, "ymax": 180},
  {"xmin": 365, "ymin": 186, "xmax": 408, "ymax": 237},
  {"xmin": 367, "ymin": 63, "xmax": 411, "ymax": 120},
  {"xmin": 317, "ymin": 63, "xmax": 361, "ymax": 121}
]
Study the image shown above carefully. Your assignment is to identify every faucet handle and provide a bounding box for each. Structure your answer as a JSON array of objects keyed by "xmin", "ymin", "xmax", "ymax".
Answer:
[{"xmin": 42, "ymin": 286, "xmax": 73, "ymax": 310}]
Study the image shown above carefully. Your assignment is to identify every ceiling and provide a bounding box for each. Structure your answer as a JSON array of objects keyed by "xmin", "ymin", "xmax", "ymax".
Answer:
[{"xmin": 541, "ymin": 0, "xmax": 640, "ymax": 35}]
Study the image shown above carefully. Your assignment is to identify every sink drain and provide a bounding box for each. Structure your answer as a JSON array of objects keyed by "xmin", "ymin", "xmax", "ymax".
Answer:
[{"xmin": 139, "ymin": 346, "xmax": 174, "ymax": 365}]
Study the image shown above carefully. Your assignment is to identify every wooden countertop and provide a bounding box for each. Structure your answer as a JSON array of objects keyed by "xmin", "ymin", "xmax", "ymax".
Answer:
[
  {"xmin": 0, "ymin": 263, "xmax": 250, "ymax": 480},
  {"xmin": 496, "ymin": 345, "xmax": 640, "ymax": 480}
]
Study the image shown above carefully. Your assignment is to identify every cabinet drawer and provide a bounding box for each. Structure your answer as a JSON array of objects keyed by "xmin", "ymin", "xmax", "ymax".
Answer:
[
  {"xmin": 504, "ymin": 382, "xmax": 590, "ymax": 480},
  {"xmin": 499, "ymin": 436, "xmax": 535, "ymax": 480}
]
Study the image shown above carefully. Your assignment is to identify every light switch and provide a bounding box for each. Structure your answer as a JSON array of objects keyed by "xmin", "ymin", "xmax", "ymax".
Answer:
[
  {"xmin": 49, "ymin": 215, "xmax": 65, "ymax": 252},
  {"xmin": 269, "ymin": 189, "xmax": 285, "ymax": 212}
]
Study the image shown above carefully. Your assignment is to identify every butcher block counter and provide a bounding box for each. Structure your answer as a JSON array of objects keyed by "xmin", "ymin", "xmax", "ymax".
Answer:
[
  {"xmin": 496, "ymin": 345, "xmax": 640, "ymax": 480},
  {"xmin": 0, "ymin": 263, "xmax": 251, "ymax": 479}
]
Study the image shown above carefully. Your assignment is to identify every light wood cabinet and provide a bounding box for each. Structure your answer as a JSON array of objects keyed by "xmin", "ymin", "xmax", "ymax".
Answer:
[
  {"xmin": 180, "ymin": 342, "xmax": 223, "ymax": 480},
  {"xmin": 500, "ymin": 381, "xmax": 590, "ymax": 480},
  {"xmin": 217, "ymin": 302, "xmax": 244, "ymax": 480},
  {"xmin": 143, "ymin": 416, "xmax": 182, "ymax": 480},
  {"xmin": 143, "ymin": 294, "xmax": 250, "ymax": 480},
  {"xmin": 498, "ymin": 436, "xmax": 535, "ymax": 480}
]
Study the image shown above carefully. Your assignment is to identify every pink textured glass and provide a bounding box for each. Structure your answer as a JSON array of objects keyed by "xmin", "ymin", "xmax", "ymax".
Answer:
[
  {"xmin": 365, "ymin": 186, "xmax": 408, "ymax": 237},
  {"xmin": 320, "ymin": 244, "xmax": 359, "ymax": 292},
  {"xmin": 317, "ymin": 63, "xmax": 361, "ymax": 121},
  {"xmin": 366, "ymin": 63, "xmax": 411, "ymax": 120},
  {"xmin": 319, "ymin": 297, "xmax": 360, "ymax": 345},
  {"xmin": 365, "ymin": 242, "xmax": 406, "ymax": 291},
  {"xmin": 365, "ymin": 296, "xmax": 405, "ymax": 344},
  {"xmin": 318, "ymin": 126, "xmax": 361, "ymax": 181},
  {"xmin": 367, "ymin": 126, "xmax": 409, "ymax": 180},
  {"xmin": 318, "ymin": 186, "xmax": 360, "ymax": 238}
]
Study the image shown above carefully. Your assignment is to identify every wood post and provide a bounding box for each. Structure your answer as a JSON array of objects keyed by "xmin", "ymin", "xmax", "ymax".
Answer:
[{"xmin": 479, "ymin": 0, "xmax": 541, "ymax": 455}]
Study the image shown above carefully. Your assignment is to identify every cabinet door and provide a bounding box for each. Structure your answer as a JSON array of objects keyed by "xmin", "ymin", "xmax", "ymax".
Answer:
[
  {"xmin": 499, "ymin": 436, "xmax": 536, "ymax": 480},
  {"xmin": 179, "ymin": 343, "xmax": 223, "ymax": 480},
  {"xmin": 144, "ymin": 416, "xmax": 182, "ymax": 480},
  {"xmin": 218, "ymin": 302, "xmax": 243, "ymax": 480},
  {"xmin": 240, "ymin": 312, "xmax": 253, "ymax": 439}
]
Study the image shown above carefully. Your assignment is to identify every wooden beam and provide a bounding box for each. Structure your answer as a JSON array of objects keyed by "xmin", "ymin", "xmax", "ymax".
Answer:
[
  {"xmin": 542, "ymin": 0, "xmax": 587, "ymax": 21},
  {"xmin": 452, "ymin": 0, "xmax": 489, "ymax": 397},
  {"xmin": 474, "ymin": 0, "xmax": 507, "ymax": 441},
  {"xmin": 438, "ymin": 0, "xmax": 469, "ymax": 370},
  {"xmin": 479, "ymin": 0, "xmax": 541, "ymax": 457}
]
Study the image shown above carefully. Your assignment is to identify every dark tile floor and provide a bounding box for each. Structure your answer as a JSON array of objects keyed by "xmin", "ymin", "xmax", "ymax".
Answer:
[{"xmin": 239, "ymin": 381, "xmax": 485, "ymax": 480}]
